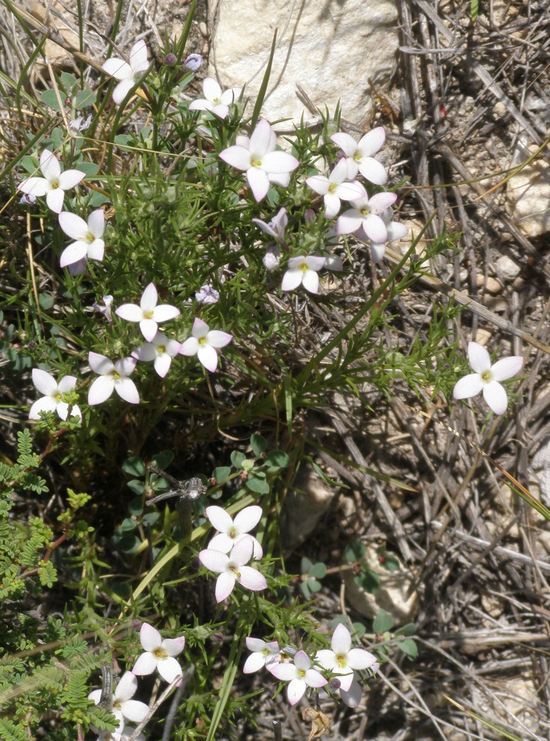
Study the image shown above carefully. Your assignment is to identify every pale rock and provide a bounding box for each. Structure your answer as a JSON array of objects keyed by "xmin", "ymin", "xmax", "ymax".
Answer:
[
  {"xmin": 475, "ymin": 274, "xmax": 503, "ymax": 294},
  {"xmin": 30, "ymin": 1, "xmax": 79, "ymax": 68},
  {"xmin": 474, "ymin": 328, "xmax": 492, "ymax": 346},
  {"xmin": 473, "ymin": 674, "xmax": 542, "ymax": 735},
  {"xmin": 344, "ymin": 545, "xmax": 418, "ymax": 625},
  {"xmin": 530, "ymin": 438, "xmax": 550, "ymax": 506},
  {"xmin": 495, "ymin": 255, "xmax": 521, "ymax": 282},
  {"xmin": 281, "ymin": 465, "xmax": 336, "ymax": 550},
  {"xmin": 507, "ymin": 144, "xmax": 550, "ymax": 237},
  {"xmin": 208, "ymin": 0, "xmax": 399, "ymax": 125}
]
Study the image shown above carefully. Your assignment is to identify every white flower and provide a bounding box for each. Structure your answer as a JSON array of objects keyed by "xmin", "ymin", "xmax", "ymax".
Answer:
[
  {"xmin": 220, "ymin": 119, "xmax": 299, "ymax": 202},
  {"xmin": 306, "ymin": 159, "xmax": 365, "ymax": 218},
  {"xmin": 362, "ymin": 208, "xmax": 408, "ymax": 262},
  {"xmin": 268, "ymin": 650, "xmax": 327, "ymax": 705},
  {"xmin": 87, "ymin": 353, "xmax": 139, "ymax": 405},
  {"xmin": 281, "ymin": 255, "xmax": 325, "ymax": 293},
  {"xmin": 58, "ymin": 209, "xmax": 105, "ymax": 268},
  {"xmin": 315, "ymin": 624, "xmax": 378, "ymax": 693},
  {"xmin": 69, "ymin": 114, "xmax": 92, "ymax": 132},
  {"xmin": 132, "ymin": 622, "xmax": 185, "ymax": 683},
  {"xmin": 179, "ymin": 318, "xmax": 232, "ymax": 372},
  {"xmin": 195, "ymin": 284, "xmax": 220, "ymax": 304},
  {"xmin": 133, "ymin": 331, "xmax": 181, "ymax": 378},
  {"xmin": 243, "ymin": 637, "xmax": 280, "ymax": 674},
  {"xmin": 453, "ymin": 342, "xmax": 523, "ymax": 415},
  {"xmin": 102, "ymin": 39, "xmax": 150, "ymax": 105},
  {"xmin": 18, "ymin": 149, "xmax": 85, "ymax": 213},
  {"xmin": 115, "ymin": 283, "xmax": 180, "ymax": 342},
  {"xmin": 29, "ymin": 369, "xmax": 81, "ymax": 421},
  {"xmin": 189, "ymin": 77, "xmax": 239, "ymax": 119},
  {"xmin": 91, "ymin": 295, "xmax": 114, "ymax": 323},
  {"xmin": 337, "ymin": 191, "xmax": 397, "ymax": 243},
  {"xmin": 198, "ymin": 536, "xmax": 267, "ymax": 603},
  {"xmin": 205, "ymin": 505, "xmax": 263, "ymax": 559},
  {"xmin": 331, "ymin": 127, "xmax": 388, "ymax": 184},
  {"xmin": 263, "ymin": 245, "xmax": 281, "ymax": 271},
  {"xmin": 252, "ymin": 207, "xmax": 288, "ymax": 244},
  {"xmin": 88, "ymin": 671, "xmax": 148, "ymax": 732}
]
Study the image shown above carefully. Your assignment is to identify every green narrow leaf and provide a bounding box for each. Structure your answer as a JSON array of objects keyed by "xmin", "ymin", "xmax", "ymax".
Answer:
[{"xmin": 250, "ymin": 28, "xmax": 278, "ymax": 129}]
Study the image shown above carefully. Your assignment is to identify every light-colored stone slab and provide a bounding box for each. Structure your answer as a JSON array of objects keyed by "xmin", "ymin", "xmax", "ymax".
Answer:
[{"xmin": 208, "ymin": 0, "xmax": 399, "ymax": 126}]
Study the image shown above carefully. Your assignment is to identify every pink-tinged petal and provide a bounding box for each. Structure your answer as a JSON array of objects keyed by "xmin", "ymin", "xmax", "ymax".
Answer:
[
  {"xmin": 135, "ymin": 342, "xmax": 157, "ymax": 362},
  {"xmin": 331, "ymin": 132, "xmax": 358, "ymax": 156},
  {"xmin": 29, "ymin": 396, "xmax": 57, "ymax": 419},
  {"xmin": 305, "ymin": 256, "xmax": 325, "ymax": 271},
  {"xmin": 32, "ymin": 368, "xmax": 57, "ymax": 396},
  {"xmin": 192, "ymin": 317, "xmax": 209, "ymax": 337},
  {"xmin": 113, "ymin": 78, "xmax": 135, "ymax": 104},
  {"xmin": 344, "ymin": 157, "xmax": 360, "ymax": 179},
  {"xmin": 87, "ymin": 238, "xmax": 105, "ymax": 261},
  {"xmin": 88, "ymin": 352, "xmax": 113, "ymax": 374},
  {"xmin": 18, "ymin": 177, "xmax": 49, "ymax": 196},
  {"xmin": 288, "ymin": 256, "xmax": 306, "ymax": 269},
  {"xmin": 305, "ymin": 669, "xmax": 327, "ymax": 688},
  {"xmin": 248, "ymin": 535, "xmax": 264, "ymax": 560},
  {"xmin": 115, "ymin": 357, "xmax": 136, "ymax": 377},
  {"xmin": 337, "ymin": 209, "xmax": 363, "ymax": 235},
  {"xmin": 102, "ymin": 57, "xmax": 132, "ymax": 80},
  {"xmin": 203, "ymin": 76, "xmax": 222, "ymax": 101},
  {"xmin": 370, "ymin": 243, "xmax": 386, "ymax": 262},
  {"xmin": 115, "ymin": 672, "xmax": 137, "ymax": 701},
  {"xmin": 331, "ymin": 624, "xmax": 352, "ymax": 654},
  {"xmin": 246, "ymin": 637, "xmax": 267, "ymax": 652},
  {"xmin": 234, "ymin": 505, "xmax": 262, "ymax": 533},
  {"xmin": 219, "ymin": 145, "xmax": 251, "ymax": 171},
  {"xmin": 165, "ymin": 339, "xmax": 181, "ymax": 357},
  {"xmin": 358, "ymin": 127, "xmax": 385, "ymax": 156},
  {"xmin": 368, "ymin": 192, "xmax": 397, "ymax": 213},
  {"xmin": 294, "ymin": 651, "xmax": 311, "ymax": 671},
  {"xmin": 301, "ymin": 269, "xmax": 319, "ymax": 294},
  {"xmin": 249, "ymin": 119, "xmax": 273, "ymax": 157},
  {"xmin": 347, "ymin": 648, "xmax": 378, "ymax": 670},
  {"xmin": 230, "ymin": 536, "xmax": 254, "ymax": 566},
  {"xmin": 281, "ymin": 269, "xmax": 303, "ymax": 292},
  {"xmin": 306, "ymin": 175, "xmax": 329, "ymax": 195},
  {"xmin": 140, "ymin": 622, "xmax": 162, "ymax": 651},
  {"xmin": 179, "ymin": 337, "xmax": 199, "ymax": 356},
  {"xmin": 386, "ymin": 221, "xmax": 408, "ymax": 241},
  {"xmin": 88, "ymin": 376, "xmax": 115, "ymax": 405},
  {"xmin": 58, "ymin": 170, "xmax": 86, "ymax": 190},
  {"xmin": 206, "ymin": 330, "xmax": 232, "ymax": 349},
  {"xmin": 120, "ymin": 700, "xmax": 149, "ymax": 723},
  {"xmin": 287, "ymin": 678, "xmax": 306, "ymax": 705},
  {"xmin": 483, "ymin": 381, "xmax": 508, "ymax": 415},
  {"xmin": 140, "ymin": 318, "xmax": 158, "ymax": 342},
  {"xmin": 115, "ymin": 378, "xmax": 139, "ymax": 404},
  {"xmin": 88, "ymin": 209, "xmax": 105, "ymax": 238},
  {"xmin": 453, "ymin": 373, "xmax": 483, "ymax": 400},
  {"xmin": 261, "ymin": 151, "xmax": 299, "ymax": 174},
  {"xmin": 206, "ymin": 505, "xmax": 233, "ymax": 533},
  {"xmin": 199, "ymin": 548, "xmax": 228, "ymax": 573},
  {"xmin": 324, "ymin": 192, "xmax": 341, "ymax": 218},
  {"xmin": 247, "ymin": 167, "xmax": 270, "ymax": 202},
  {"xmin": 189, "ymin": 98, "xmax": 209, "ymax": 111},
  {"xmin": 221, "ymin": 88, "xmax": 239, "ymax": 105},
  {"xmin": 362, "ymin": 214, "xmax": 387, "ymax": 243},
  {"xmin": 58, "ymin": 211, "xmax": 87, "ymax": 239},
  {"xmin": 157, "ymin": 656, "xmax": 183, "ymax": 683},
  {"xmin": 336, "ymin": 181, "xmax": 366, "ymax": 202},
  {"xmin": 60, "ymin": 241, "xmax": 88, "ymax": 267},
  {"xmin": 116, "ymin": 303, "xmax": 143, "ymax": 322},
  {"xmin": 491, "ymin": 356, "xmax": 523, "ymax": 382},
  {"xmin": 269, "ymin": 171, "xmax": 290, "ymax": 187},
  {"xmin": 208, "ymin": 533, "xmax": 234, "ymax": 552},
  {"xmin": 46, "ymin": 188, "xmax": 64, "ymax": 213},
  {"xmin": 130, "ymin": 39, "xmax": 149, "ymax": 73},
  {"xmin": 243, "ymin": 651, "xmax": 265, "ymax": 674},
  {"xmin": 336, "ymin": 672, "xmax": 354, "ymax": 691},
  {"xmin": 340, "ymin": 676, "xmax": 362, "ymax": 708},
  {"xmin": 467, "ymin": 341, "xmax": 491, "ymax": 373},
  {"xmin": 40, "ymin": 149, "xmax": 60, "ymax": 180},
  {"xmin": 330, "ymin": 158, "xmax": 351, "ymax": 184},
  {"xmin": 162, "ymin": 637, "xmax": 185, "ymax": 657},
  {"xmin": 153, "ymin": 305, "xmax": 180, "ymax": 322},
  {"xmin": 57, "ymin": 375, "xmax": 77, "ymax": 393},
  {"xmin": 268, "ymin": 662, "xmax": 297, "ymax": 681},
  {"xmin": 315, "ymin": 649, "xmax": 337, "ymax": 671},
  {"xmin": 215, "ymin": 572, "xmax": 236, "ymax": 602},
  {"xmin": 358, "ymin": 157, "xmax": 388, "ymax": 185},
  {"xmin": 88, "ymin": 689, "xmax": 102, "ymax": 705},
  {"xmin": 197, "ymin": 344, "xmax": 218, "ymax": 372},
  {"xmin": 132, "ymin": 651, "xmax": 157, "ymax": 675},
  {"xmin": 154, "ymin": 354, "xmax": 171, "ymax": 377},
  {"xmin": 238, "ymin": 565, "xmax": 267, "ymax": 592},
  {"xmin": 140, "ymin": 283, "xmax": 158, "ymax": 311}
]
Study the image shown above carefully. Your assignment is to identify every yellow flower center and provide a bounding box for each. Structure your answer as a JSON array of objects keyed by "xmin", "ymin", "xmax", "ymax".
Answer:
[
  {"xmin": 336, "ymin": 653, "xmax": 347, "ymax": 668},
  {"xmin": 360, "ymin": 207, "xmax": 371, "ymax": 217},
  {"xmin": 157, "ymin": 345, "xmax": 166, "ymax": 354},
  {"xmin": 228, "ymin": 526, "xmax": 238, "ymax": 538},
  {"xmin": 54, "ymin": 392, "xmax": 62, "ymax": 401},
  {"xmin": 327, "ymin": 182, "xmax": 338, "ymax": 193},
  {"xmin": 50, "ymin": 178, "xmax": 60, "ymax": 189},
  {"xmin": 229, "ymin": 564, "xmax": 241, "ymax": 578},
  {"xmin": 297, "ymin": 668, "xmax": 306, "ymax": 679},
  {"xmin": 198, "ymin": 337, "xmax": 207, "ymax": 345},
  {"xmin": 300, "ymin": 262, "xmax": 309, "ymax": 273},
  {"xmin": 251, "ymin": 156, "xmax": 262, "ymax": 168},
  {"xmin": 143, "ymin": 309, "xmax": 154, "ymax": 319},
  {"xmin": 112, "ymin": 371, "xmax": 121, "ymax": 380},
  {"xmin": 153, "ymin": 647, "xmax": 168, "ymax": 659},
  {"xmin": 353, "ymin": 151, "xmax": 362, "ymax": 162},
  {"xmin": 85, "ymin": 231, "xmax": 95, "ymax": 244},
  {"xmin": 481, "ymin": 370, "xmax": 492, "ymax": 382}
]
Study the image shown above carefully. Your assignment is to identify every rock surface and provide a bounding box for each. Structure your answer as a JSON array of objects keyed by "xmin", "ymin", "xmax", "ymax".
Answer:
[
  {"xmin": 506, "ymin": 144, "xmax": 550, "ymax": 237},
  {"xmin": 281, "ymin": 465, "xmax": 336, "ymax": 550},
  {"xmin": 208, "ymin": 0, "xmax": 399, "ymax": 125}
]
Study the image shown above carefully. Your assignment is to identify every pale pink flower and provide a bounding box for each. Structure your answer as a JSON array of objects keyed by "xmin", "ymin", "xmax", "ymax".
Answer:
[
  {"xmin": 18, "ymin": 149, "xmax": 85, "ymax": 213},
  {"xmin": 252, "ymin": 207, "xmax": 288, "ymax": 244},
  {"xmin": 453, "ymin": 342, "xmax": 523, "ymax": 415},
  {"xmin": 331, "ymin": 127, "xmax": 388, "ymax": 184},
  {"xmin": 179, "ymin": 318, "xmax": 232, "ymax": 372},
  {"xmin": 198, "ymin": 536, "xmax": 267, "ymax": 603},
  {"xmin": 116, "ymin": 283, "xmax": 180, "ymax": 342},
  {"xmin": 189, "ymin": 77, "xmax": 239, "ymax": 119},
  {"xmin": 195, "ymin": 284, "xmax": 220, "ymax": 304},
  {"xmin": 29, "ymin": 369, "xmax": 81, "ymax": 421},
  {"xmin": 268, "ymin": 650, "xmax": 327, "ymax": 705},
  {"xmin": 315, "ymin": 624, "xmax": 378, "ymax": 692},
  {"xmin": 58, "ymin": 209, "xmax": 105, "ymax": 268},
  {"xmin": 132, "ymin": 622, "xmax": 185, "ymax": 683},
  {"xmin": 243, "ymin": 637, "xmax": 280, "ymax": 674},
  {"xmin": 87, "ymin": 353, "xmax": 139, "ymax": 405},
  {"xmin": 88, "ymin": 671, "xmax": 148, "ymax": 732},
  {"xmin": 306, "ymin": 159, "xmax": 365, "ymax": 218},
  {"xmin": 281, "ymin": 256, "xmax": 325, "ymax": 293},
  {"xmin": 102, "ymin": 39, "xmax": 150, "ymax": 105},
  {"xmin": 364, "ymin": 208, "xmax": 408, "ymax": 262},
  {"xmin": 337, "ymin": 192, "xmax": 397, "ymax": 243},
  {"xmin": 205, "ymin": 505, "xmax": 263, "ymax": 559},
  {"xmin": 133, "ymin": 331, "xmax": 181, "ymax": 378}
]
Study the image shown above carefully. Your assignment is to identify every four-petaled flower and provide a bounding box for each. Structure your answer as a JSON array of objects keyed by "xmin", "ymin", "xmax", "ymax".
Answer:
[
  {"xmin": 29, "ymin": 369, "xmax": 81, "ymax": 421},
  {"xmin": 87, "ymin": 353, "xmax": 139, "ymax": 405},
  {"xmin": 337, "ymin": 192, "xmax": 397, "ymax": 243},
  {"xmin": 198, "ymin": 536, "xmax": 267, "ymax": 603},
  {"xmin": 179, "ymin": 318, "xmax": 232, "ymax": 373},
  {"xmin": 315, "ymin": 623, "xmax": 378, "ymax": 692},
  {"xmin": 252, "ymin": 207, "xmax": 288, "ymax": 244},
  {"xmin": 89, "ymin": 671, "xmax": 149, "ymax": 733},
  {"xmin": 116, "ymin": 283, "xmax": 180, "ymax": 342},
  {"xmin": 363, "ymin": 208, "xmax": 408, "ymax": 262},
  {"xmin": 331, "ymin": 127, "xmax": 388, "ymax": 184},
  {"xmin": 306, "ymin": 159, "xmax": 365, "ymax": 218},
  {"xmin": 189, "ymin": 77, "xmax": 239, "ymax": 119},
  {"xmin": 102, "ymin": 39, "xmax": 150, "ymax": 105},
  {"xmin": 132, "ymin": 622, "xmax": 185, "ymax": 683},
  {"xmin": 453, "ymin": 341, "xmax": 523, "ymax": 415},
  {"xmin": 58, "ymin": 209, "xmax": 105, "ymax": 268},
  {"xmin": 268, "ymin": 650, "xmax": 327, "ymax": 705},
  {"xmin": 18, "ymin": 149, "xmax": 85, "ymax": 213},
  {"xmin": 133, "ymin": 331, "xmax": 181, "ymax": 378},
  {"xmin": 195, "ymin": 284, "xmax": 220, "ymax": 304},
  {"xmin": 243, "ymin": 637, "xmax": 280, "ymax": 674},
  {"xmin": 220, "ymin": 119, "xmax": 299, "ymax": 202},
  {"xmin": 281, "ymin": 256, "xmax": 325, "ymax": 294},
  {"xmin": 205, "ymin": 505, "xmax": 263, "ymax": 559}
]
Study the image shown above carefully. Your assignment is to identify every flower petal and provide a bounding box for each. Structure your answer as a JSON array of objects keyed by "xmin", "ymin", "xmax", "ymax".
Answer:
[
  {"xmin": 331, "ymin": 132, "xmax": 357, "ymax": 156},
  {"xmin": 29, "ymin": 396, "xmax": 57, "ymax": 419},
  {"xmin": 206, "ymin": 505, "xmax": 233, "ymax": 533},
  {"xmin": 243, "ymin": 651, "xmax": 265, "ymax": 674},
  {"xmin": 324, "ymin": 192, "xmax": 341, "ymax": 218},
  {"xmin": 358, "ymin": 157, "xmax": 388, "ymax": 185},
  {"xmin": 203, "ymin": 76, "xmax": 222, "ymax": 101},
  {"xmin": 46, "ymin": 188, "xmax": 64, "ymax": 213},
  {"xmin": 305, "ymin": 669, "xmax": 327, "ymax": 688},
  {"xmin": 336, "ymin": 181, "xmax": 366, "ymax": 202},
  {"xmin": 162, "ymin": 637, "xmax": 185, "ymax": 657},
  {"xmin": 467, "ymin": 341, "xmax": 491, "ymax": 373},
  {"xmin": 294, "ymin": 651, "xmax": 311, "ymax": 671},
  {"xmin": 57, "ymin": 375, "xmax": 77, "ymax": 393},
  {"xmin": 40, "ymin": 149, "xmax": 60, "ymax": 180},
  {"xmin": 305, "ymin": 256, "xmax": 325, "ymax": 271},
  {"xmin": 115, "ymin": 357, "xmax": 136, "ymax": 377},
  {"xmin": 116, "ymin": 303, "xmax": 143, "ymax": 322},
  {"xmin": 88, "ymin": 209, "xmax": 105, "ymax": 238},
  {"xmin": 220, "ymin": 145, "xmax": 251, "ymax": 171},
  {"xmin": 179, "ymin": 336, "xmax": 199, "ymax": 356},
  {"xmin": 483, "ymin": 381, "xmax": 508, "ymax": 415},
  {"xmin": 491, "ymin": 356, "xmax": 523, "ymax": 382},
  {"xmin": 347, "ymin": 647, "xmax": 378, "ymax": 670},
  {"xmin": 306, "ymin": 175, "xmax": 329, "ymax": 196},
  {"xmin": 368, "ymin": 192, "xmax": 397, "ymax": 213},
  {"xmin": 157, "ymin": 656, "xmax": 183, "ymax": 683},
  {"xmin": 207, "ymin": 533, "xmax": 234, "ymax": 552},
  {"xmin": 287, "ymin": 678, "xmax": 306, "ymax": 705},
  {"xmin": 249, "ymin": 119, "xmax": 273, "ymax": 157},
  {"xmin": 301, "ymin": 269, "xmax": 319, "ymax": 294},
  {"xmin": 60, "ymin": 241, "xmax": 88, "ymax": 267},
  {"xmin": 362, "ymin": 213, "xmax": 388, "ymax": 243},
  {"xmin": 115, "ymin": 378, "xmax": 140, "ymax": 404},
  {"xmin": 206, "ymin": 330, "xmax": 232, "ymax": 349},
  {"xmin": 153, "ymin": 305, "xmax": 180, "ymax": 322},
  {"xmin": 340, "ymin": 676, "xmax": 362, "ymax": 708},
  {"xmin": 88, "ymin": 689, "xmax": 102, "ymax": 705},
  {"xmin": 238, "ymin": 565, "xmax": 267, "ymax": 592},
  {"xmin": 58, "ymin": 170, "xmax": 86, "ymax": 190},
  {"xmin": 281, "ymin": 269, "xmax": 303, "ymax": 292},
  {"xmin": 140, "ymin": 622, "xmax": 162, "ymax": 651},
  {"xmin": 130, "ymin": 39, "xmax": 149, "ymax": 73},
  {"xmin": 358, "ymin": 127, "xmax": 385, "ymax": 156},
  {"xmin": 331, "ymin": 624, "xmax": 352, "ymax": 654},
  {"xmin": 230, "ymin": 536, "xmax": 254, "ymax": 566},
  {"xmin": 113, "ymin": 78, "xmax": 135, "ymax": 104},
  {"xmin": 58, "ymin": 211, "xmax": 87, "ymax": 239},
  {"xmin": 140, "ymin": 283, "xmax": 158, "ymax": 311},
  {"xmin": 102, "ymin": 57, "xmax": 132, "ymax": 80},
  {"xmin": 88, "ymin": 352, "xmax": 113, "ymax": 374},
  {"xmin": 246, "ymin": 637, "xmax": 267, "ymax": 652},
  {"xmin": 268, "ymin": 662, "xmax": 296, "ymax": 681},
  {"xmin": 215, "ymin": 572, "xmax": 236, "ymax": 602},
  {"xmin": 197, "ymin": 344, "xmax": 218, "ymax": 372},
  {"xmin": 234, "ymin": 505, "xmax": 262, "ymax": 533},
  {"xmin": 452, "ymin": 373, "xmax": 483, "ymax": 400},
  {"xmin": 18, "ymin": 177, "xmax": 49, "ymax": 196},
  {"xmin": 32, "ymin": 368, "xmax": 57, "ymax": 396},
  {"xmin": 247, "ymin": 167, "xmax": 270, "ymax": 202},
  {"xmin": 88, "ymin": 376, "xmax": 114, "ymax": 405},
  {"xmin": 120, "ymin": 700, "xmax": 149, "ymax": 723},
  {"xmin": 337, "ymin": 209, "xmax": 363, "ymax": 235},
  {"xmin": 315, "ymin": 649, "xmax": 337, "ymax": 671},
  {"xmin": 87, "ymin": 238, "xmax": 105, "ymax": 261},
  {"xmin": 199, "ymin": 548, "xmax": 228, "ymax": 573},
  {"xmin": 115, "ymin": 672, "xmax": 137, "ymax": 702},
  {"xmin": 189, "ymin": 98, "xmax": 209, "ymax": 112},
  {"xmin": 140, "ymin": 318, "xmax": 158, "ymax": 342},
  {"xmin": 386, "ymin": 221, "xmax": 408, "ymax": 241},
  {"xmin": 191, "ymin": 318, "xmax": 209, "ymax": 338},
  {"xmin": 154, "ymin": 354, "xmax": 171, "ymax": 377},
  {"xmin": 261, "ymin": 151, "xmax": 299, "ymax": 174},
  {"xmin": 132, "ymin": 651, "xmax": 157, "ymax": 676}
]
